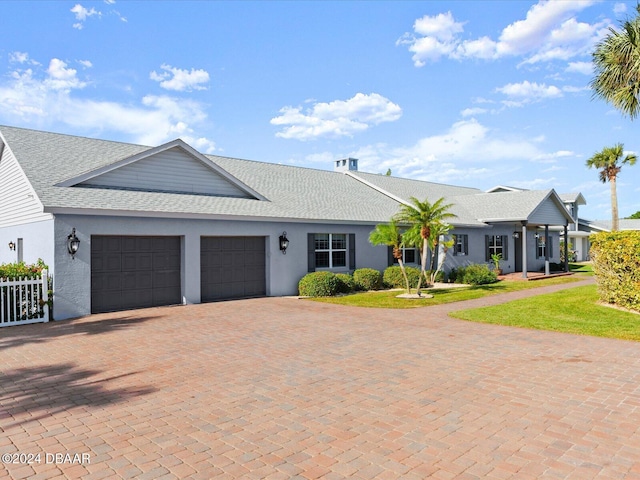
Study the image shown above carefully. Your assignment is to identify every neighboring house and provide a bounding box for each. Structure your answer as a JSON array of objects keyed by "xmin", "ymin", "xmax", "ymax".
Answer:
[
  {"xmin": 581, "ymin": 218, "xmax": 640, "ymax": 232},
  {"xmin": 1, "ymin": 125, "xmax": 574, "ymax": 320}
]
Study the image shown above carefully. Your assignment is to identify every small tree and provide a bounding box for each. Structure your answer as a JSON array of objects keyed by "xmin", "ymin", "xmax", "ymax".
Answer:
[
  {"xmin": 395, "ymin": 196, "xmax": 456, "ymax": 293},
  {"xmin": 369, "ymin": 221, "xmax": 411, "ymax": 293}
]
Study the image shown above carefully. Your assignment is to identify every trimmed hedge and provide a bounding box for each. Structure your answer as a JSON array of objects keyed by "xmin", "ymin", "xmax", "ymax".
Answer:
[
  {"xmin": 353, "ymin": 268, "xmax": 382, "ymax": 291},
  {"xmin": 298, "ymin": 271, "xmax": 340, "ymax": 297},
  {"xmin": 383, "ymin": 266, "xmax": 421, "ymax": 289},
  {"xmin": 335, "ymin": 273, "xmax": 356, "ymax": 294},
  {"xmin": 449, "ymin": 264, "xmax": 497, "ymax": 285},
  {"xmin": 590, "ymin": 231, "xmax": 640, "ymax": 311}
]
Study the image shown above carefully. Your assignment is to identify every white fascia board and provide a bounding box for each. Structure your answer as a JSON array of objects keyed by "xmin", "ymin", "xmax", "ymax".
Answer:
[{"xmin": 43, "ymin": 206, "xmax": 387, "ymax": 225}]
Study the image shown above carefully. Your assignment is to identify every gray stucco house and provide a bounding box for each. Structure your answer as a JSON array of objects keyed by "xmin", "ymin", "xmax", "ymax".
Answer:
[{"xmin": 1, "ymin": 125, "xmax": 575, "ymax": 320}]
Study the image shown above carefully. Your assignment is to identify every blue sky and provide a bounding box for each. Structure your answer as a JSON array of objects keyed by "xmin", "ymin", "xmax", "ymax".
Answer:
[{"xmin": 1, "ymin": 1, "xmax": 639, "ymax": 220}]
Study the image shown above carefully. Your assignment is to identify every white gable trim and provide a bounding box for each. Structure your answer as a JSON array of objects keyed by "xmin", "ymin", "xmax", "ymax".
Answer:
[{"xmin": 55, "ymin": 139, "xmax": 267, "ymax": 201}]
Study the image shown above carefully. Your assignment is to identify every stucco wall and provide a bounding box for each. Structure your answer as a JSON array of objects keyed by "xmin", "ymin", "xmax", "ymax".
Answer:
[
  {"xmin": 446, "ymin": 225, "xmax": 560, "ymax": 275},
  {"xmin": 52, "ymin": 214, "xmax": 389, "ymax": 321}
]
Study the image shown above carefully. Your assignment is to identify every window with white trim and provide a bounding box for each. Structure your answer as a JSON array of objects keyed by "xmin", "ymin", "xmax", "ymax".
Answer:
[{"xmin": 315, "ymin": 233, "xmax": 347, "ymax": 269}]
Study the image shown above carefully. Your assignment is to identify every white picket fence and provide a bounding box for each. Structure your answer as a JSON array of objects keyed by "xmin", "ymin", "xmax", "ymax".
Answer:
[{"xmin": 0, "ymin": 270, "xmax": 49, "ymax": 327}]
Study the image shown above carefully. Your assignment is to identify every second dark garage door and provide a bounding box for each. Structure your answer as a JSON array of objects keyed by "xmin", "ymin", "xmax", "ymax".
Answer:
[
  {"xmin": 91, "ymin": 236, "xmax": 181, "ymax": 314},
  {"xmin": 201, "ymin": 236, "xmax": 266, "ymax": 302}
]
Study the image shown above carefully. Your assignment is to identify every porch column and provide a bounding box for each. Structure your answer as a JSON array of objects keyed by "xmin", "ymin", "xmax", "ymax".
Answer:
[
  {"xmin": 564, "ymin": 223, "xmax": 569, "ymax": 272},
  {"xmin": 521, "ymin": 221, "xmax": 528, "ymax": 279},
  {"xmin": 544, "ymin": 224, "xmax": 550, "ymax": 276}
]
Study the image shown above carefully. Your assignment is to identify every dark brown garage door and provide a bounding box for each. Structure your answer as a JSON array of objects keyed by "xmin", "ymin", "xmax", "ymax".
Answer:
[
  {"xmin": 91, "ymin": 236, "xmax": 181, "ymax": 314},
  {"xmin": 201, "ymin": 236, "xmax": 266, "ymax": 302}
]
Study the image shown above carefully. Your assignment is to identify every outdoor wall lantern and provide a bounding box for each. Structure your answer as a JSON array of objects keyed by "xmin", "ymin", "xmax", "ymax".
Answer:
[
  {"xmin": 512, "ymin": 232, "xmax": 520, "ymax": 239},
  {"xmin": 279, "ymin": 231, "xmax": 289, "ymax": 254},
  {"xmin": 67, "ymin": 228, "xmax": 80, "ymax": 258},
  {"xmin": 8, "ymin": 241, "xmax": 16, "ymax": 251}
]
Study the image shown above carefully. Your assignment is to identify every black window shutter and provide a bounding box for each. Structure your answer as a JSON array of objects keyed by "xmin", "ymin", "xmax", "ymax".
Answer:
[
  {"xmin": 452, "ymin": 235, "xmax": 457, "ymax": 256},
  {"xmin": 349, "ymin": 234, "xmax": 356, "ymax": 270},
  {"xmin": 502, "ymin": 235, "xmax": 508, "ymax": 261},
  {"xmin": 485, "ymin": 236, "xmax": 490, "ymax": 262},
  {"xmin": 463, "ymin": 235, "xmax": 468, "ymax": 255},
  {"xmin": 549, "ymin": 236, "xmax": 553, "ymax": 258},
  {"xmin": 307, "ymin": 233, "xmax": 316, "ymax": 272},
  {"xmin": 388, "ymin": 246, "xmax": 394, "ymax": 266}
]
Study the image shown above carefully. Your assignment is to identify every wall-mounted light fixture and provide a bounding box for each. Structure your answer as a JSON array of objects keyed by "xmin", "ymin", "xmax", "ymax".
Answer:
[
  {"xmin": 8, "ymin": 241, "xmax": 16, "ymax": 251},
  {"xmin": 512, "ymin": 232, "xmax": 520, "ymax": 239},
  {"xmin": 67, "ymin": 228, "xmax": 80, "ymax": 258},
  {"xmin": 279, "ymin": 231, "xmax": 289, "ymax": 254}
]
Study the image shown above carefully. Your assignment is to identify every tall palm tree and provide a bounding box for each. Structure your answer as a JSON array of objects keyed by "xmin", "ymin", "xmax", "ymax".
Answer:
[
  {"xmin": 591, "ymin": 5, "xmax": 640, "ymax": 119},
  {"xmin": 394, "ymin": 196, "xmax": 456, "ymax": 291},
  {"xmin": 586, "ymin": 143, "xmax": 637, "ymax": 231},
  {"xmin": 369, "ymin": 221, "xmax": 411, "ymax": 293}
]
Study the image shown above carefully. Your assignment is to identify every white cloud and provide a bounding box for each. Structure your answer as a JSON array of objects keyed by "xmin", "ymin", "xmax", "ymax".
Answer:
[
  {"xmin": 71, "ymin": 4, "xmax": 101, "ymax": 29},
  {"xmin": 150, "ymin": 64, "xmax": 210, "ymax": 92},
  {"xmin": 613, "ymin": 3, "xmax": 627, "ymax": 15},
  {"xmin": 509, "ymin": 177, "xmax": 558, "ymax": 190},
  {"xmin": 78, "ymin": 59, "xmax": 93, "ymax": 69},
  {"xmin": 271, "ymin": 93, "xmax": 402, "ymax": 140},
  {"xmin": 351, "ymin": 118, "xmax": 545, "ymax": 182},
  {"xmin": 495, "ymin": 81, "xmax": 562, "ymax": 105},
  {"xmin": 43, "ymin": 59, "xmax": 87, "ymax": 91},
  {"xmin": 460, "ymin": 107, "xmax": 488, "ymax": 117},
  {"xmin": 533, "ymin": 150, "xmax": 576, "ymax": 163},
  {"xmin": 400, "ymin": 0, "xmax": 607, "ymax": 67},
  {"xmin": 9, "ymin": 52, "xmax": 39, "ymax": 65},
  {"xmin": 0, "ymin": 58, "xmax": 216, "ymax": 151},
  {"xmin": 566, "ymin": 61, "xmax": 593, "ymax": 74}
]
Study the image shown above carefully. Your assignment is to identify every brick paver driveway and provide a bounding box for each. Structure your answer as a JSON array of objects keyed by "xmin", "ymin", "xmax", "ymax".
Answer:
[{"xmin": 2, "ymin": 279, "xmax": 640, "ymax": 479}]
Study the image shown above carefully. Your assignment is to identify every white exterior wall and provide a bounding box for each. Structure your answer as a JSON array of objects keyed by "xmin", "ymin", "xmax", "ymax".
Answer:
[
  {"xmin": 52, "ymin": 214, "xmax": 388, "ymax": 321},
  {"xmin": 0, "ymin": 139, "xmax": 52, "ymax": 228},
  {"xmin": 0, "ymin": 218, "xmax": 54, "ymax": 267}
]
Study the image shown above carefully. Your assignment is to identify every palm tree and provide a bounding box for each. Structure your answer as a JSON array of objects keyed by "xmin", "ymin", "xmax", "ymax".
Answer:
[
  {"xmin": 394, "ymin": 196, "xmax": 456, "ymax": 292},
  {"xmin": 586, "ymin": 143, "xmax": 637, "ymax": 231},
  {"xmin": 369, "ymin": 221, "xmax": 411, "ymax": 293},
  {"xmin": 591, "ymin": 5, "xmax": 640, "ymax": 119}
]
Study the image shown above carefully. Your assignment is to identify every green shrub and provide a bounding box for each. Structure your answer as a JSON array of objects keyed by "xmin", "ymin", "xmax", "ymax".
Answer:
[
  {"xmin": 298, "ymin": 271, "xmax": 340, "ymax": 297},
  {"xmin": 383, "ymin": 266, "xmax": 421, "ymax": 288},
  {"xmin": 590, "ymin": 231, "xmax": 640, "ymax": 311},
  {"xmin": 0, "ymin": 259, "xmax": 48, "ymax": 279},
  {"xmin": 353, "ymin": 268, "xmax": 382, "ymax": 291},
  {"xmin": 335, "ymin": 273, "xmax": 356, "ymax": 294},
  {"xmin": 450, "ymin": 264, "xmax": 497, "ymax": 285}
]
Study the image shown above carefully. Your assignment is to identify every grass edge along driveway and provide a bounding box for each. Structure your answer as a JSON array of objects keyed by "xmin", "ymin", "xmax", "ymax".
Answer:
[
  {"xmin": 308, "ymin": 276, "xmax": 585, "ymax": 309},
  {"xmin": 450, "ymin": 284, "xmax": 640, "ymax": 341}
]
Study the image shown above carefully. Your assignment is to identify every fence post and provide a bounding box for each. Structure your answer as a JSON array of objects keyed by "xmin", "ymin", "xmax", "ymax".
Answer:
[{"xmin": 42, "ymin": 270, "xmax": 49, "ymax": 323}]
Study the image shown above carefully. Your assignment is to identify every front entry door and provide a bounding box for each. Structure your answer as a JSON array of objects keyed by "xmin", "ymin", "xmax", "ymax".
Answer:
[{"xmin": 514, "ymin": 235, "xmax": 522, "ymax": 271}]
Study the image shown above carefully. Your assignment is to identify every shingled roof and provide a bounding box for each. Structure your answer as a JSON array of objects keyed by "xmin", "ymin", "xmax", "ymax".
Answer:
[{"xmin": 0, "ymin": 125, "xmax": 574, "ymax": 227}]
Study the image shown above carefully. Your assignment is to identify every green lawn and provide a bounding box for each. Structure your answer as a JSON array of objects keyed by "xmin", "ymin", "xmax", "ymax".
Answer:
[
  {"xmin": 307, "ymin": 276, "xmax": 584, "ymax": 309},
  {"xmin": 569, "ymin": 262, "xmax": 593, "ymax": 274},
  {"xmin": 450, "ymin": 284, "xmax": 640, "ymax": 341}
]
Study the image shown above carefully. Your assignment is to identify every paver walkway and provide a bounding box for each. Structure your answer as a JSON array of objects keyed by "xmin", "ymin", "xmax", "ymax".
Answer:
[{"xmin": 2, "ymin": 277, "xmax": 640, "ymax": 479}]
